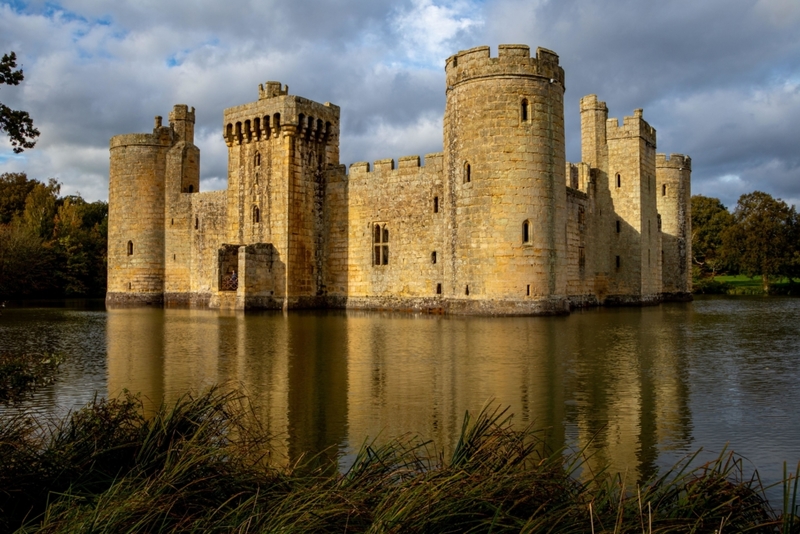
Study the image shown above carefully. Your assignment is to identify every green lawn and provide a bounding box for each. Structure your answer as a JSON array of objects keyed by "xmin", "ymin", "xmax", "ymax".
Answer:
[{"xmin": 699, "ymin": 274, "xmax": 799, "ymax": 295}]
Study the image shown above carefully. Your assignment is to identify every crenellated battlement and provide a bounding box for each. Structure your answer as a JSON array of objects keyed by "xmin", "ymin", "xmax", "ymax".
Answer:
[
  {"xmin": 445, "ymin": 44, "xmax": 565, "ymax": 88},
  {"xmin": 223, "ymin": 89, "xmax": 340, "ymax": 147},
  {"xmin": 580, "ymin": 94, "xmax": 608, "ymax": 114},
  {"xmin": 169, "ymin": 104, "xmax": 195, "ymax": 123},
  {"xmin": 656, "ymin": 153, "xmax": 691, "ymax": 171},
  {"xmin": 347, "ymin": 153, "xmax": 443, "ymax": 177},
  {"xmin": 259, "ymin": 81, "xmax": 288, "ymax": 99},
  {"xmin": 606, "ymin": 108, "xmax": 656, "ymax": 146}
]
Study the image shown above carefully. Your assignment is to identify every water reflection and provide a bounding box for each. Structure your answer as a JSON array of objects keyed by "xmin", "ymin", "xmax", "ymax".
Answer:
[
  {"xmin": 6, "ymin": 298, "xmax": 798, "ymax": 495},
  {"xmin": 103, "ymin": 306, "xmax": 695, "ymax": 482}
]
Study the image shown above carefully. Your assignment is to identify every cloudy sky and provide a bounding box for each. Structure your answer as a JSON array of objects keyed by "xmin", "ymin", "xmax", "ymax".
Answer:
[{"xmin": 1, "ymin": 0, "xmax": 799, "ymax": 210}]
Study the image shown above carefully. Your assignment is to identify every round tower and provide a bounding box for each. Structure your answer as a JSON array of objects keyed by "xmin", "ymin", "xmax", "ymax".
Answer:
[
  {"xmin": 107, "ymin": 117, "xmax": 171, "ymax": 305},
  {"xmin": 443, "ymin": 44, "xmax": 568, "ymax": 313},
  {"xmin": 656, "ymin": 153, "xmax": 692, "ymax": 298}
]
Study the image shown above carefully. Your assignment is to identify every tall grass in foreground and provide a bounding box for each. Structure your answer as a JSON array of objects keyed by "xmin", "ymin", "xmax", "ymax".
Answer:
[{"xmin": 1, "ymin": 390, "xmax": 798, "ymax": 533}]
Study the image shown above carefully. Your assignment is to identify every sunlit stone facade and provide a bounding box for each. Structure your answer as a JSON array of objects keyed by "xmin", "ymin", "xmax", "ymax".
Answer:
[{"xmin": 107, "ymin": 44, "xmax": 691, "ymax": 314}]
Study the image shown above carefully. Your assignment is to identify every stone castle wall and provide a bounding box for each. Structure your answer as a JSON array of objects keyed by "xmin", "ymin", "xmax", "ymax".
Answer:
[
  {"xmin": 323, "ymin": 154, "xmax": 445, "ymax": 311},
  {"xmin": 107, "ymin": 44, "xmax": 693, "ymax": 314}
]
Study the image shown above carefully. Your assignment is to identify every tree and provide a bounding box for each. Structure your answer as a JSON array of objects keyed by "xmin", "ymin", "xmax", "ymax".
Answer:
[
  {"xmin": 721, "ymin": 191, "xmax": 799, "ymax": 290},
  {"xmin": 691, "ymin": 195, "xmax": 734, "ymax": 277},
  {"xmin": 1, "ymin": 51, "xmax": 39, "ymax": 153},
  {"xmin": 0, "ymin": 172, "xmax": 37, "ymax": 224}
]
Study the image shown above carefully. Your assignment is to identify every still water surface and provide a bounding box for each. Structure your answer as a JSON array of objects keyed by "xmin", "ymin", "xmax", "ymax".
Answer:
[{"xmin": 1, "ymin": 296, "xmax": 799, "ymax": 499}]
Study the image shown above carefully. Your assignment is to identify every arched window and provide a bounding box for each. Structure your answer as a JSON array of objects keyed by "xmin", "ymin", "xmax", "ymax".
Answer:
[
  {"xmin": 616, "ymin": 173, "xmax": 621, "ymax": 188},
  {"xmin": 436, "ymin": 283, "xmax": 442, "ymax": 295},
  {"xmin": 254, "ymin": 152, "xmax": 261, "ymax": 167},
  {"xmin": 521, "ymin": 98, "xmax": 529, "ymax": 122},
  {"xmin": 188, "ymin": 184, "xmax": 194, "ymax": 193},
  {"xmin": 662, "ymin": 184, "xmax": 667, "ymax": 196},
  {"xmin": 127, "ymin": 240, "xmax": 133, "ymax": 256},
  {"xmin": 464, "ymin": 162, "xmax": 471, "ymax": 183},
  {"xmin": 253, "ymin": 205, "xmax": 260, "ymax": 223},
  {"xmin": 433, "ymin": 196, "xmax": 439, "ymax": 213},
  {"xmin": 522, "ymin": 220, "xmax": 531, "ymax": 243}
]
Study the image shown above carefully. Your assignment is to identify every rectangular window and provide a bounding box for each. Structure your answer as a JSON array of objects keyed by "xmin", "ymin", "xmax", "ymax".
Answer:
[
  {"xmin": 616, "ymin": 255, "xmax": 621, "ymax": 270},
  {"xmin": 373, "ymin": 223, "xmax": 389, "ymax": 266},
  {"xmin": 579, "ymin": 247, "xmax": 585, "ymax": 269}
]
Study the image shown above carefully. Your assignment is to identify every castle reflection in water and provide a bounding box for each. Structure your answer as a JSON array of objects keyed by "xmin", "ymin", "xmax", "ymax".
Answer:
[{"xmin": 106, "ymin": 306, "xmax": 692, "ymax": 480}]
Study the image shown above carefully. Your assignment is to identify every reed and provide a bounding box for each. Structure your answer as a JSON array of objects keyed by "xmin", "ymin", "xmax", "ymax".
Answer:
[{"xmin": 1, "ymin": 390, "xmax": 797, "ymax": 533}]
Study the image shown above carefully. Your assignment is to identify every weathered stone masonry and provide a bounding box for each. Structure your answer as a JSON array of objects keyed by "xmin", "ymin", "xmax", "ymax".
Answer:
[{"xmin": 107, "ymin": 44, "xmax": 692, "ymax": 315}]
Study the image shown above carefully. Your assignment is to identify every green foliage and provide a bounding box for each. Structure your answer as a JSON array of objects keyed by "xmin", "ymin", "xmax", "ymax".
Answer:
[
  {"xmin": 0, "ymin": 174, "xmax": 107, "ymax": 299},
  {"xmin": 1, "ymin": 391, "xmax": 798, "ymax": 533},
  {"xmin": 691, "ymin": 194, "xmax": 735, "ymax": 277},
  {"xmin": 0, "ymin": 173, "xmax": 37, "ymax": 224},
  {"xmin": 1, "ymin": 51, "xmax": 40, "ymax": 153},
  {"xmin": 722, "ymin": 191, "xmax": 799, "ymax": 290}
]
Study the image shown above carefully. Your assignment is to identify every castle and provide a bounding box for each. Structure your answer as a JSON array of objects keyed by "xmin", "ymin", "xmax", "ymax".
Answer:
[{"xmin": 107, "ymin": 44, "xmax": 692, "ymax": 315}]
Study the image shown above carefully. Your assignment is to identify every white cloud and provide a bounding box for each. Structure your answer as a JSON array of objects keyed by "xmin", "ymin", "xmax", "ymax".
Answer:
[
  {"xmin": 1, "ymin": 0, "xmax": 799, "ymax": 207},
  {"xmin": 393, "ymin": 0, "xmax": 484, "ymax": 66}
]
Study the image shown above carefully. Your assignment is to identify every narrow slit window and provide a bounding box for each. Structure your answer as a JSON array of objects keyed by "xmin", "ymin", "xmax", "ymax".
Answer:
[
  {"xmin": 521, "ymin": 99, "xmax": 529, "ymax": 122},
  {"xmin": 127, "ymin": 240, "xmax": 133, "ymax": 256},
  {"xmin": 616, "ymin": 173, "xmax": 621, "ymax": 188},
  {"xmin": 526, "ymin": 284, "xmax": 530, "ymax": 296},
  {"xmin": 253, "ymin": 206, "xmax": 260, "ymax": 223},
  {"xmin": 195, "ymin": 217, "xmax": 199, "ymax": 230},
  {"xmin": 433, "ymin": 196, "xmax": 439, "ymax": 213},
  {"xmin": 436, "ymin": 283, "xmax": 442, "ymax": 295},
  {"xmin": 616, "ymin": 255, "xmax": 621, "ymax": 269},
  {"xmin": 662, "ymin": 184, "xmax": 667, "ymax": 196},
  {"xmin": 616, "ymin": 220, "xmax": 621, "ymax": 233},
  {"xmin": 579, "ymin": 247, "xmax": 586, "ymax": 269},
  {"xmin": 465, "ymin": 285, "xmax": 470, "ymax": 296},
  {"xmin": 464, "ymin": 162, "xmax": 471, "ymax": 183},
  {"xmin": 431, "ymin": 251, "xmax": 437, "ymax": 264},
  {"xmin": 255, "ymin": 152, "xmax": 261, "ymax": 167},
  {"xmin": 522, "ymin": 220, "xmax": 531, "ymax": 243}
]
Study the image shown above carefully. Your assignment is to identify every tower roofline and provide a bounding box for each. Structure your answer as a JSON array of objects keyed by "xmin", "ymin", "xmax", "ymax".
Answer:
[{"xmin": 445, "ymin": 44, "xmax": 565, "ymax": 89}]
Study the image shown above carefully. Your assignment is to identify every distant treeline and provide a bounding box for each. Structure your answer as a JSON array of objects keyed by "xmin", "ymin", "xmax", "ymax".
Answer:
[
  {"xmin": 692, "ymin": 191, "xmax": 800, "ymax": 290},
  {"xmin": 0, "ymin": 172, "xmax": 107, "ymax": 299}
]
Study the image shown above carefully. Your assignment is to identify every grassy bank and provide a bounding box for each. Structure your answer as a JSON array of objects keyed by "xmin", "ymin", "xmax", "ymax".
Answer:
[
  {"xmin": 694, "ymin": 275, "xmax": 800, "ymax": 296},
  {"xmin": 1, "ymin": 390, "xmax": 798, "ymax": 533}
]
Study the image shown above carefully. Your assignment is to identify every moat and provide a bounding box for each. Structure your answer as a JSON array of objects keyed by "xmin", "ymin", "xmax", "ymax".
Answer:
[{"xmin": 2, "ymin": 296, "xmax": 799, "ymax": 503}]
